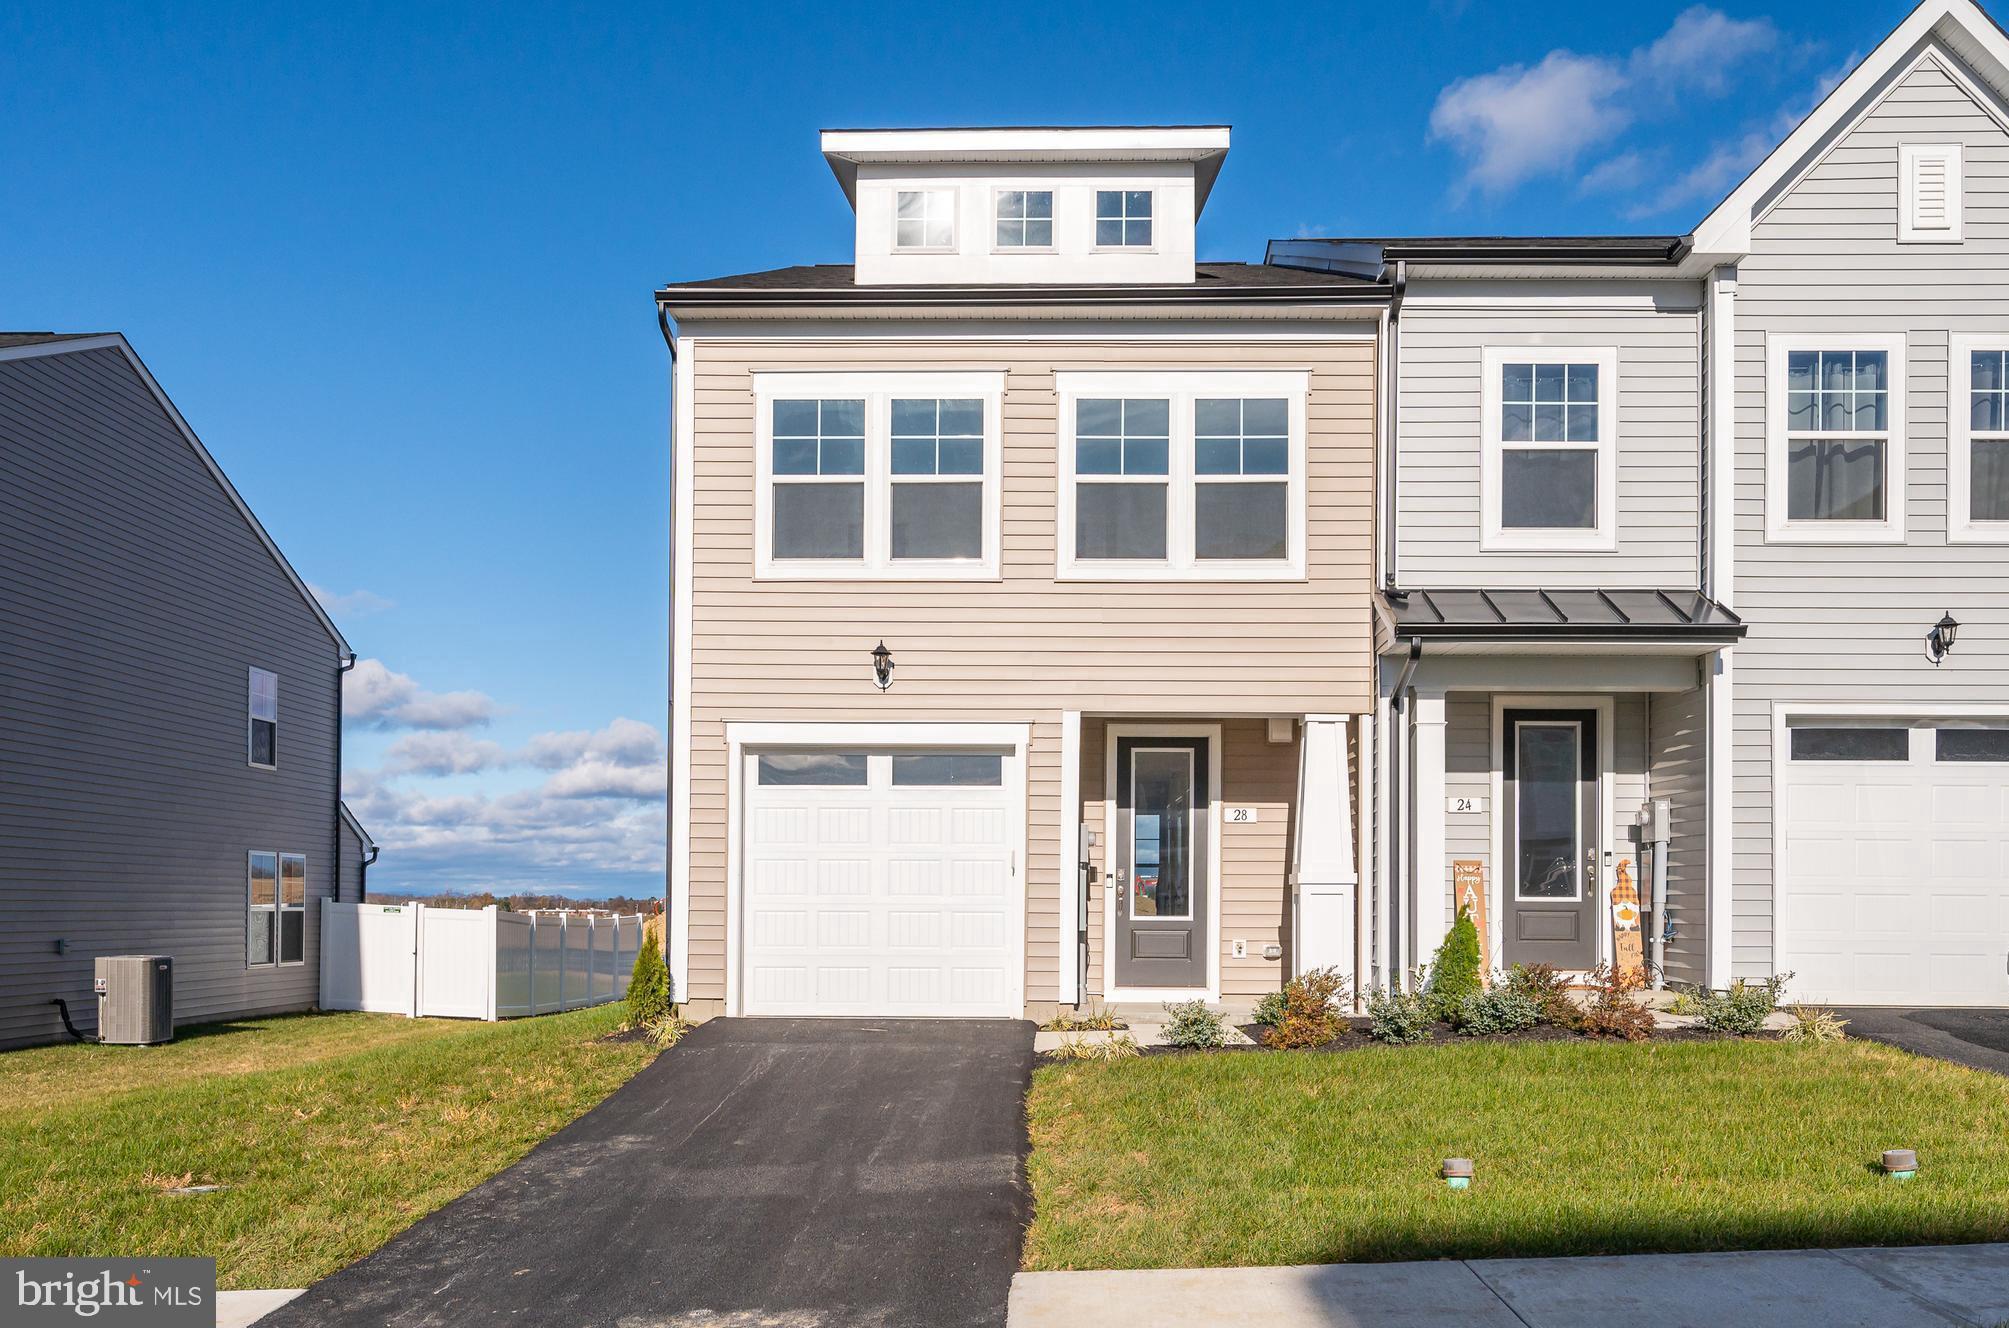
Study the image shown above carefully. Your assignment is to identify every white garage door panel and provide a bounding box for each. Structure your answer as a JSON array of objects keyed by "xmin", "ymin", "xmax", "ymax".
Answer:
[
  {"xmin": 742, "ymin": 750, "xmax": 1018, "ymax": 1017},
  {"xmin": 1779, "ymin": 723, "xmax": 2009, "ymax": 1006}
]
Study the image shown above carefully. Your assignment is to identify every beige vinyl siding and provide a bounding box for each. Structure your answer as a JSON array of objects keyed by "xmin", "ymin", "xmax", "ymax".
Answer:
[
  {"xmin": 1396, "ymin": 293, "xmax": 1703, "ymax": 587},
  {"xmin": 1647, "ymin": 686, "xmax": 1709, "ymax": 988},
  {"xmin": 686, "ymin": 334, "xmax": 1378, "ymax": 1009},
  {"xmin": 1732, "ymin": 50, "xmax": 2009, "ymax": 978}
]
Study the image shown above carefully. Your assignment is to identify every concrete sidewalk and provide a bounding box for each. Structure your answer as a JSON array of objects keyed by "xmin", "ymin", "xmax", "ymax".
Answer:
[{"xmin": 1010, "ymin": 1243, "xmax": 2009, "ymax": 1327}]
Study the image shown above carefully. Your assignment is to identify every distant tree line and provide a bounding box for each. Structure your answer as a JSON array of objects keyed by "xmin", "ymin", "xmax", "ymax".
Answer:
[{"xmin": 363, "ymin": 888, "xmax": 664, "ymax": 914}]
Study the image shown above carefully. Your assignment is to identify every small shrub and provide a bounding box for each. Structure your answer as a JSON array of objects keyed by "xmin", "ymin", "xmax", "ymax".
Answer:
[
  {"xmin": 1504, "ymin": 962, "xmax": 1577, "ymax": 1027},
  {"xmin": 1664, "ymin": 987, "xmax": 1707, "ymax": 1017},
  {"xmin": 1575, "ymin": 964, "xmax": 1654, "ymax": 1041},
  {"xmin": 1782, "ymin": 1004, "xmax": 1849, "ymax": 1044},
  {"xmin": 1160, "ymin": 1000, "xmax": 1228, "ymax": 1049},
  {"xmin": 1040, "ymin": 1006, "xmax": 1122, "ymax": 1032},
  {"xmin": 644, "ymin": 1012, "xmax": 695, "ymax": 1049},
  {"xmin": 1250, "ymin": 989, "xmax": 1288, "ymax": 1029},
  {"xmin": 1426, "ymin": 906, "xmax": 1484, "ymax": 1018},
  {"xmin": 1050, "ymin": 1032, "xmax": 1140, "ymax": 1061},
  {"xmin": 1366, "ymin": 986, "xmax": 1434, "ymax": 1045},
  {"xmin": 1263, "ymin": 967, "xmax": 1349, "ymax": 1049},
  {"xmin": 1450, "ymin": 985, "xmax": 1542, "ymax": 1036},
  {"xmin": 626, "ymin": 931, "xmax": 672, "ymax": 1027},
  {"xmin": 1694, "ymin": 973, "xmax": 1793, "ymax": 1034}
]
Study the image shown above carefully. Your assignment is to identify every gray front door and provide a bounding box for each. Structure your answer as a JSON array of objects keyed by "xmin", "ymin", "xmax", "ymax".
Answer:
[
  {"xmin": 1502, "ymin": 710, "xmax": 1599, "ymax": 970},
  {"xmin": 1114, "ymin": 736, "xmax": 1209, "ymax": 990}
]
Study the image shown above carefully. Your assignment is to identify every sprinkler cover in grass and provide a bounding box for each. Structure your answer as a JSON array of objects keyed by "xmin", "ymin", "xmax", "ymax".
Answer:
[
  {"xmin": 1881, "ymin": 1148, "xmax": 1917, "ymax": 1180},
  {"xmin": 1441, "ymin": 1158, "xmax": 1473, "ymax": 1190}
]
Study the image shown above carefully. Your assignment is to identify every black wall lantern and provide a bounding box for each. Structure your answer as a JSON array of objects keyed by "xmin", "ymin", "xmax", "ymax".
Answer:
[
  {"xmin": 1928, "ymin": 611, "xmax": 1961, "ymax": 665},
  {"xmin": 871, "ymin": 640, "xmax": 895, "ymax": 691}
]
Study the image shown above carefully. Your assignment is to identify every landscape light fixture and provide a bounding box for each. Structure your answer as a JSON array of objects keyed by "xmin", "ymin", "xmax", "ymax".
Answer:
[
  {"xmin": 1927, "ymin": 612, "xmax": 1960, "ymax": 664},
  {"xmin": 871, "ymin": 641, "xmax": 895, "ymax": 691}
]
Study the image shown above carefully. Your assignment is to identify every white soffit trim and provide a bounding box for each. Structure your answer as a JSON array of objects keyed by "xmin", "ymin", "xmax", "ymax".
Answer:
[
  {"xmin": 821, "ymin": 127, "xmax": 1232, "ymax": 211},
  {"xmin": 1691, "ymin": 0, "xmax": 2009, "ymax": 254},
  {"xmin": 0, "ymin": 333, "xmax": 353, "ymax": 655}
]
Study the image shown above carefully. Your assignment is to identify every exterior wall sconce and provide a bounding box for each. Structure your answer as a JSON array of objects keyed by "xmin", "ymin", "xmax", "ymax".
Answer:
[
  {"xmin": 871, "ymin": 641, "xmax": 895, "ymax": 691},
  {"xmin": 1927, "ymin": 612, "xmax": 1960, "ymax": 665}
]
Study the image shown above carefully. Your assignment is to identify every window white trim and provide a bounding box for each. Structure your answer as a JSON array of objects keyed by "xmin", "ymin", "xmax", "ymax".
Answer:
[
  {"xmin": 247, "ymin": 666, "xmax": 278, "ymax": 770},
  {"xmin": 1090, "ymin": 187, "xmax": 1156, "ymax": 252},
  {"xmin": 1764, "ymin": 333, "xmax": 1908, "ymax": 545},
  {"xmin": 891, "ymin": 188, "xmax": 956, "ymax": 253},
  {"xmin": 246, "ymin": 849, "xmax": 308, "ymax": 969},
  {"xmin": 989, "ymin": 186, "xmax": 1056, "ymax": 254},
  {"xmin": 1479, "ymin": 346, "xmax": 1618, "ymax": 553},
  {"xmin": 1899, "ymin": 143, "xmax": 1964, "ymax": 244},
  {"xmin": 1948, "ymin": 332, "xmax": 2009, "ymax": 544},
  {"xmin": 752, "ymin": 371, "xmax": 1004, "ymax": 580},
  {"xmin": 1054, "ymin": 369, "xmax": 1308, "ymax": 582}
]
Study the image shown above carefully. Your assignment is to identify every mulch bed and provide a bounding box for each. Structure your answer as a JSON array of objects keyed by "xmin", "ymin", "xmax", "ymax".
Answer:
[{"xmin": 1042, "ymin": 1015, "xmax": 1776, "ymax": 1064}]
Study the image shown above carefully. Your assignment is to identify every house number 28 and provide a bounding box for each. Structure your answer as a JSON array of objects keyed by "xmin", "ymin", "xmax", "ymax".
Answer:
[{"xmin": 1225, "ymin": 806, "xmax": 1258, "ymax": 824}]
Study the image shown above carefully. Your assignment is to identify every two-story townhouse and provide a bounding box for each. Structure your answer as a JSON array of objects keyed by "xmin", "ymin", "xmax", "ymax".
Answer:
[
  {"xmin": 0, "ymin": 333, "xmax": 375, "ymax": 1048},
  {"xmin": 1278, "ymin": 0, "xmax": 2009, "ymax": 1009},
  {"xmin": 657, "ymin": 128, "xmax": 1389, "ymax": 1021}
]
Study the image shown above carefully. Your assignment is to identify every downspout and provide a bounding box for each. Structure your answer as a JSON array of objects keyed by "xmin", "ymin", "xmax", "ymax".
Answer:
[
  {"xmin": 1387, "ymin": 637, "xmax": 1422, "ymax": 987},
  {"xmin": 336, "ymin": 652, "xmax": 357, "ymax": 901},
  {"xmin": 1382, "ymin": 260, "xmax": 1408, "ymax": 590},
  {"xmin": 657, "ymin": 302, "xmax": 679, "ymax": 964},
  {"xmin": 359, "ymin": 841, "xmax": 380, "ymax": 899}
]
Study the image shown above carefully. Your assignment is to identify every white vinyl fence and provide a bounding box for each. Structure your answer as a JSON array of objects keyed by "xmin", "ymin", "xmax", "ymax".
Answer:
[{"xmin": 320, "ymin": 902, "xmax": 645, "ymax": 1020}]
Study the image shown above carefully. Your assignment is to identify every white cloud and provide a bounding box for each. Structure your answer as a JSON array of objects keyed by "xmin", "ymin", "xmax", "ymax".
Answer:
[
  {"xmin": 383, "ymin": 731, "xmax": 510, "ymax": 777},
  {"xmin": 1628, "ymin": 56, "xmax": 1853, "ymax": 219},
  {"xmin": 1578, "ymin": 150, "xmax": 1652, "ymax": 196},
  {"xmin": 345, "ymin": 658, "xmax": 498, "ymax": 731},
  {"xmin": 309, "ymin": 583, "xmax": 394, "ymax": 618},
  {"xmin": 1429, "ymin": 7, "xmax": 1783, "ymax": 199},
  {"xmin": 524, "ymin": 717, "xmax": 663, "ymax": 772}
]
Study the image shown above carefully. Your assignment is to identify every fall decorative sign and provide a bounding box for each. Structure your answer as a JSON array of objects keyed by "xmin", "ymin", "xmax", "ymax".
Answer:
[
  {"xmin": 1612, "ymin": 857, "xmax": 1644, "ymax": 981},
  {"xmin": 1452, "ymin": 859, "xmax": 1489, "ymax": 984}
]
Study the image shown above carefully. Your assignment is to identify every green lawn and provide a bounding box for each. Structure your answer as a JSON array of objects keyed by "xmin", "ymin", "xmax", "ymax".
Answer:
[
  {"xmin": 1025, "ymin": 1039, "xmax": 2009, "ymax": 1269},
  {"xmin": 0, "ymin": 1006, "xmax": 654, "ymax": 1288}
]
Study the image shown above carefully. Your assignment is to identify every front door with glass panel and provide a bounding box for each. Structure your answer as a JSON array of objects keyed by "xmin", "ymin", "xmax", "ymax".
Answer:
[
  {"xmin": 1502, "ymin": 710, "xmax": 1599, "ymax": 970},
  {"xmin": 1114, "ymin": 736, "xmax": 1209, "ymax": 989}
]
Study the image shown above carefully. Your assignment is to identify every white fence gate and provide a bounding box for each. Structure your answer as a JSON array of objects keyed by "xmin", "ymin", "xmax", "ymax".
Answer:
[{"xmin": 320, "ymin": 902, "xmax": 645, "ymax": 1020}]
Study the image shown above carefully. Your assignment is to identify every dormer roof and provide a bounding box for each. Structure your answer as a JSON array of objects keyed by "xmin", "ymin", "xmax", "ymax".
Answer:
[{"xmin": 819, "ymin": 126, "xmax": 1232, "ymax": 214}]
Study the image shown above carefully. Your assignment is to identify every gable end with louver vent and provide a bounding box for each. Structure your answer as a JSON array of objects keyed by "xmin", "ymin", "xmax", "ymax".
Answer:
[{"xmin": 1900, "ymin": 142, "xmax": 1964, "ymax": 243}]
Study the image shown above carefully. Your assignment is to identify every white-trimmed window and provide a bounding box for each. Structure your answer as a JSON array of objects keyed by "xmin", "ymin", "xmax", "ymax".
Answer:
[
  {"xmin": 248, "ymin": 666, "xmax": 278, "ymax": 768},
  {"xmin": 1949, "ymin": 334, "xmax": 2009, "ymax": 543},
  {"xmin": 1765, "ymin": 334, "xmax": 1907, "ymax": 544},
  {"xmin": 1094, "ymin": 190, "xmax": 1152, "ymax": 248},
  {"xmin": 893, "ymin": 189, "xmax": 955, "ymax": 251},
  {"xmin": 247, "ymin": 851, "xmax": 306, "ymax": 966},
  {"xmin": 1899, "ymin": 143, "xmax": 1963, "ymax": 244},
  {"xmin": 1057, "ymin": 370, "xmax": 1307, "ymax": 580},
  {"xmin": 755, "ymin": 372, "xmax": 1003, "ymax": 579},
  {"xmin": 1480, "ymin": 347, "xmax": 1618, "ymax": 552},
  {"xmin": 993, "ymin": 190, "xmax": 1053, "ymax": 249}
]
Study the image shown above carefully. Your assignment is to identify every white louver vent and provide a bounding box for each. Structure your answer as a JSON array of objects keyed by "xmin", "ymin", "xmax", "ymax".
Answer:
[{"xmin": 1900, "ymin": 143, "xmax": 1963, "ymax": 243}]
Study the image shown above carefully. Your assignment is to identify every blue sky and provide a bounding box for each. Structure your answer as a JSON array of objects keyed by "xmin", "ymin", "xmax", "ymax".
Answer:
[{"xmin": 3, "ymin": 0, "xmax": 1913, "ymax": 895}]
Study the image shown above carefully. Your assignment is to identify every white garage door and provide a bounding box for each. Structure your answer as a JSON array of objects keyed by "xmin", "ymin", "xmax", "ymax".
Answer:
[
  {"xmin": 1779, "ymin": 719, "xmax": 2009, "ymax": 1005},
  {"xmin": 740, "ymin": 748, "xmax": 1020, "ymax": 1017}
]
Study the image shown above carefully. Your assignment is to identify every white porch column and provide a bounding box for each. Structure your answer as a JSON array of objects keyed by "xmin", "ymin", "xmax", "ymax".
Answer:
[
  {"xmin": 1372, "ymin": 692, "xmax": 1392, "ymax": 995},
  {"xmin": 1411, "ymin": 691, "xmax": 1449, "ymax": 975},
  {"xmin": 1353, "ymin": 711, "xmax": 1374, "ymax": 1011},
  {"xmin": 1707, "ymin": 651, "xmax": 1735, "ymax": 989},
  {"xmin": 1294, "ymin": 714, "xmax": 1358, "ymax": 976}
]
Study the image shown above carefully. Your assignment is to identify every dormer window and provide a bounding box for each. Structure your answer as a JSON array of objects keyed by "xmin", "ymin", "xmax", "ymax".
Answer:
[
  {"xmin": 894, "ymin": 189, "xmax": 955, "ymax": 251},
  {"xmin": 994, "ymin": 190, "xmax": 1053, "ymax": 249},
  {"xmin": 1095, "ymin": 190, "xmax": 1153, "ymax": 248}
]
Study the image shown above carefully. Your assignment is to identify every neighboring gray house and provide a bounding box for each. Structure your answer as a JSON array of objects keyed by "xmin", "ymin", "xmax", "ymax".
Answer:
[
  {"xmin": 0, "ymin": 332, "xmax": 372, "ymax": 1048},
  {"xmin": 1273, "ymin": 0, "xmax": 2009, "ymax": 1008}
]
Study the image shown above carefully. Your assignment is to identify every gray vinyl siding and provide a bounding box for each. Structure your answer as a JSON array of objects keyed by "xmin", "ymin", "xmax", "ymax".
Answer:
[
  {"xmin": 1647, "ymin": 686, "xmax": 1708, "ymax": 988},
  {"xmin": 0, "ymin": 345, "xmax": 344, "ymax": 1048},
  {"xmin": 1731, "ymin": 49, "xmax": 2009, "ymax": 978},
  {"xmin": 339, "ymin": 817, "xmax": 368, "ymax": 901},
  {"xmin": 1396, "ymin": 289, "xmax": 1703, "ymax": 587}
]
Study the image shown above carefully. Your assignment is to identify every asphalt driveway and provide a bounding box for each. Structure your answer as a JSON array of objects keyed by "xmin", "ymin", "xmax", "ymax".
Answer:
[
  {"xmin": 260, "ymin": 1017, "xmax": 1036, "ymax": 1328},
  {"xmin": 1834, "ymin": 1007, "xmax": 2009, "ymax": 1076}
]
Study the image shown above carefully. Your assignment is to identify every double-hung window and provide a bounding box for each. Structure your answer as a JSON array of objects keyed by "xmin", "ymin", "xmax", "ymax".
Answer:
[
  {"xmin": 1094, "ymin": 190, "xmax": 1152, "ymax": 248},
  {"xmin": 1480, "ymin": 347, "xmax": 1617, "ymax": 551},
  {"xmin": 247, "ymin": 851, "xmax": 306, "ymax": 966},
  {"xmin": 1765, "ymin": 334, "xmax": 1906, "ymax": 543},
  {"xmin": 893, "ymin": 189, "xmax": 955, "ymax": 251},
  {"xmin": 993, "ymin": 190, "xmax": 1053, "ymax": 249},
  {"xmin": 1058, "ymin": 371, "xmax": 1307, "ymax": 580},
  {"xmin": 757, "ymin": 373, "xmax": 1003, "ymax": 578},
  {"xmin": 1948, "ymin": 334, "xmax": 2009, "ymax": 542},
  {"xmin": 248, "ymin": 667, "xmax": 278, "ymax": 768}
]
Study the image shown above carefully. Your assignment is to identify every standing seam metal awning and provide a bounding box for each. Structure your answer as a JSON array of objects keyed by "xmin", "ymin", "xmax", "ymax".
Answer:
[{"xmin": 1383, "ymin": 587, "xmax": 1744, "ymax": 643}]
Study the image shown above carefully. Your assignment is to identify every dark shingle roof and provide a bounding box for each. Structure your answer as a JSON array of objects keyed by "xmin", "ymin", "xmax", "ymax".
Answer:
[
  {"xmin": 1268, "ymin": 235, "xmax": 1686, "ymax": 268},
  {"xmin": 657, "ymin": 262, "xmax": 1389, "ymax": 306},
  {"xmin": 1385, "ymin": 587, "xmax": 1744, "ymax": 643},
  {"xmin": 0, "ymin": 332, "xmax": 108, "ymax": 349}
]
